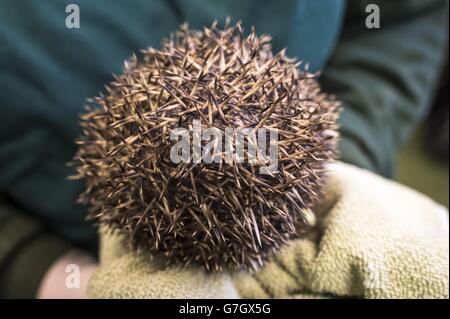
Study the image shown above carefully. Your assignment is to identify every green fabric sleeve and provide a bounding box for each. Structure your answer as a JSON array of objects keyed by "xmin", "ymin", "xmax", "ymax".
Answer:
[
  {"xmin": 0, "ymin": 199, "xmax": 72, "ymax": 298},
  {"xmin": 321, "ymin": 0, "xmax": 448, "ymax": 177}
]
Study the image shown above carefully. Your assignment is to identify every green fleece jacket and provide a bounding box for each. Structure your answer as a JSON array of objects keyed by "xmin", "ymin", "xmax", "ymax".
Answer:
[{"xmin": 0, "ymin": 0, "xmax": 447, "ymax": 298}]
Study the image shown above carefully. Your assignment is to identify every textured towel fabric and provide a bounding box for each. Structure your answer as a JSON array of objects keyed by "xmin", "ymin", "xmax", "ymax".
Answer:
[
  {"xmin": 88, "ymin": 163, "xmax": 449, "ymax": 298},
  {"xmin": 88, "ymin": 227, "xmax": 239, "ymax": 299}
]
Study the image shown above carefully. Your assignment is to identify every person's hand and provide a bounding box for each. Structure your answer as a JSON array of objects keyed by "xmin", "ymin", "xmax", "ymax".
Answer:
[{"xmin": 37, "ymin": 250, "xmax": 98, "ymax": 299}]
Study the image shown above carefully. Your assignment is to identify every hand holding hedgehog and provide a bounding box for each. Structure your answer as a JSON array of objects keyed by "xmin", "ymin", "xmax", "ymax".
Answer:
[
  {"xmin": 72, "ymin": 22, "xmax": 339, "ymax": 273},
  {"xmin": 72, "ymin": 22, "xmax": 449, "ymax": 299}
]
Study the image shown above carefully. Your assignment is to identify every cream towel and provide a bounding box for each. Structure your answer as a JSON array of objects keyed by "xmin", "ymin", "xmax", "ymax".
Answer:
[
  {"xmin": 88, "ymin": 162, "xmax": 449, "ymax": 299},
  {"xmin": 88, "ymin": 228, "xmax": 239, "ymax": 298}
]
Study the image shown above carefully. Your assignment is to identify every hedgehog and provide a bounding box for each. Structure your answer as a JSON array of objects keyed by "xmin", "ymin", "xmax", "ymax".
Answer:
[{"xmin": 71, "ymin": 21, "xmax": 339, "ymax": 272}]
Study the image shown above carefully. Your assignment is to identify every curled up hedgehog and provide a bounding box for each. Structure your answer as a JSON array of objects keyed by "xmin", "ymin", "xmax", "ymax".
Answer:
[{"xmin": 71, "ymin": 21, "xmax": 339, "ymax": 272}]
